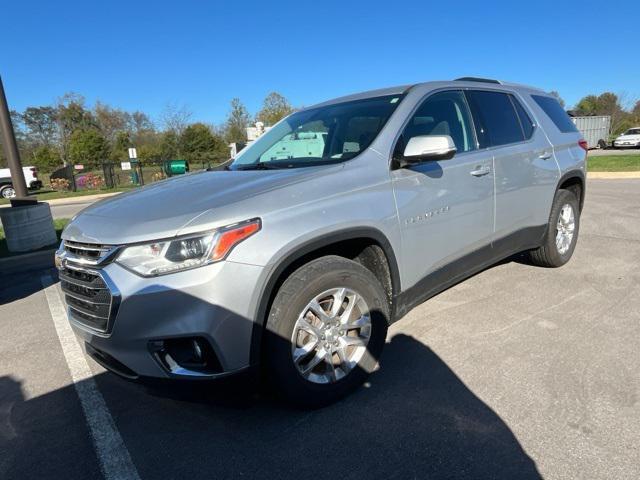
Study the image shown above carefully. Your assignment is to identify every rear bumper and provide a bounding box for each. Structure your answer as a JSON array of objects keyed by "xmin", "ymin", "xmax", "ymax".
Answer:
[{"xmin": 28, "ymin": 180, "xmax": 43, "ymax": 190}]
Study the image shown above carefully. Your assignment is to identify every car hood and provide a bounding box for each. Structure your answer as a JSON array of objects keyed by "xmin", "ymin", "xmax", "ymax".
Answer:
[{"xmin": 63, "ymin": 168, "xmax": 326, "ymax": 244}]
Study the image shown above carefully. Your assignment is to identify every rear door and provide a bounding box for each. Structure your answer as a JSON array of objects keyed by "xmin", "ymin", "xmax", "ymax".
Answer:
[
  {"xmin": 391, "ymin": 90, "xmax": 494, "ymax": 290},
  {"xmin": 465, "ymin": 90, "xmax": 558, "ymax": 238}
]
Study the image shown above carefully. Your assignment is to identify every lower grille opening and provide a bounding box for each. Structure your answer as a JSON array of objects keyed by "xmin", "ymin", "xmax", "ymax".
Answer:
[
  {"xmin": 152, "ymin": 337, "xmax": 223, "ymax": 376},
  {"xmin": 85, "ymin": 343, "xmax": 138, "ymax": 379}
]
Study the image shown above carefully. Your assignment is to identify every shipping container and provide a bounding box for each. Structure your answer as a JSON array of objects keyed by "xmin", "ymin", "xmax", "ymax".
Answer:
[{"xmin": 570, "ymin": 115, "xmax": 611, "ymax": 149}]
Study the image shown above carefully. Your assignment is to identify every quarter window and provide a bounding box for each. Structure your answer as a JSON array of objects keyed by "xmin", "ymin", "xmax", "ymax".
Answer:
[
  {"xmin": 394, "ymin": 90, "xmax": 476, "ymax": 159},
  {"xmin": 531, "ymin": 95, "xmax": 578, "ymax": 134},
  {"xmin": 466, "ymin": 90, "xmax": 525, "ymax": 148}
]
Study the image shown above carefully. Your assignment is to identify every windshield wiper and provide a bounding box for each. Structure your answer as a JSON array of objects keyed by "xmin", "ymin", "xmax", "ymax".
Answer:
[{"xmin": 234, "ymin": 163, "xmax": 287, "ymax": 170}]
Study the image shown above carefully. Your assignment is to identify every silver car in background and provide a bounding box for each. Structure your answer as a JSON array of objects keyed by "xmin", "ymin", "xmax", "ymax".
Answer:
[
  {"xmin": 56, "ymin": 77, "xmax": 586, "ymax": 407},
  {"xmin": 613, "ymin": 127, "xmax": 640, "ymax": 148}
]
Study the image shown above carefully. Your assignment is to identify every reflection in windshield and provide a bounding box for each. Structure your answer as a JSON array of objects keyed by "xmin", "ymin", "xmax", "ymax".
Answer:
[{"xmin": 230, "ymin": 95, "xmax": 404, "ymax": 170}]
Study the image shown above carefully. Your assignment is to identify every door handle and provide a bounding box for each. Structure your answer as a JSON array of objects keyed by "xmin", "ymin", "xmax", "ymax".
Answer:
[
  {"xmin": 539, "ymin": 151, "xmax": 553, "ymax": 160},
  {"xmin": 470, "ymin": 165, "xmax": 491, "ymax": 177}
]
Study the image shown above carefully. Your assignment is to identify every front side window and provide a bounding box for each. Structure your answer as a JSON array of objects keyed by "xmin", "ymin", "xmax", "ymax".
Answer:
[
  {"xmin": 230, "ymin": 95, "xmax": 404, "ymax": 170},
  {"xmin": 466, "ymin": 90, "xmax": 525, "ymax": 148},
  {"xmin": 394, "ymin": 90, "xmax": 476, "ymax": 159}
]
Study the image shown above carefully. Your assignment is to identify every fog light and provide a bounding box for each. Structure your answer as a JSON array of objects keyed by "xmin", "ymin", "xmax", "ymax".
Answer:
[{"xmin": 150, "ymin": 337, "xmax": 223, "ymax": 376}]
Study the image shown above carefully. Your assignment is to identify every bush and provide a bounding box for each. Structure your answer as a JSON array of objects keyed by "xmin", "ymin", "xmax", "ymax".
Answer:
[
  {"xmin": 49, "ymin": 178, "xmax": 71, "ymax": 191},
  {"xmin": 81, "ymin": 173, "xmax": 105, "ymax": 190}
]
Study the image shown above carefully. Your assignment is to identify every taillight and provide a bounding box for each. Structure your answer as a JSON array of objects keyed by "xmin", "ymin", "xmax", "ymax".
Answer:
[
  {"xmin": 578, "ymin": 140, "xmax": 588, "ymax": 151},
  {"xmin": 30, "ymin": 167, "xmax": 38, "ymax": 178}
]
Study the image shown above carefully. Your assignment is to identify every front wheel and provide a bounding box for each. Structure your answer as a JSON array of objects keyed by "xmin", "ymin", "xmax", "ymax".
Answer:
[
  {"xmin": 527, "ymin": 189, "xmax": 580, "ymax": 267},
  {"xmin": 264, "ymin": 255, "xmax": 389, "ymax": 408}
]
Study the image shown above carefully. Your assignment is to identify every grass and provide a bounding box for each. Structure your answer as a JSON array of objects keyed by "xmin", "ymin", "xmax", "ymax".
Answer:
[
  {"xmin": 0, "ymin": 218, "xmax": 70, "ymax": 259},
  {"xmin": 0, "ymin": 185, "xmax": 134, "ymax": 205},
  {"xmin": 587, "ymin": 155, "xmax": 640, "ymax": 172}
]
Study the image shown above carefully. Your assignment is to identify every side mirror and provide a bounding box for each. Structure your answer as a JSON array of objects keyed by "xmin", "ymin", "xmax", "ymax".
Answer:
[{"xmin": 402, "ymin": 135, "xmax": 457, "ymax": 164}]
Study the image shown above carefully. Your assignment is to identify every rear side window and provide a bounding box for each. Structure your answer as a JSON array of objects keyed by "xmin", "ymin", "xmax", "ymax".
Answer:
[
  {"xmin": 466, "ymin": 90, "xmax": 525, "ymax": 148},
  {"xmin": 531, "ymin": 95, "xmax": 578, "ymax": 133},
  {"xmin": 512, "ymin": 96, "xmax": 534, "ymax": 139}
]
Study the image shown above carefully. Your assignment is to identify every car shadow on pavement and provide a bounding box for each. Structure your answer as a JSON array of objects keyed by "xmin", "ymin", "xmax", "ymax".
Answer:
[
  {"xmin": 0, "ymin": 270, "xmax": 50, "ymax": 305},
  {"xmin": 2, "ymin": 330, "xmax": 542, "ymax": 479}
]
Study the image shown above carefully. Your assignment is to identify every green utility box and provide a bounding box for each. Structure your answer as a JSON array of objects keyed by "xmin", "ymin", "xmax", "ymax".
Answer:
[{"xmin": 163, "ymin": 160, "xmax": 189, "ymax": 177}]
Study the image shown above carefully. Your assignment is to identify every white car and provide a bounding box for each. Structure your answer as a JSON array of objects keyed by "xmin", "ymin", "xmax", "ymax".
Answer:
[
  {"xmin": 0, "ymin": 166, "xmax": 43, "ymax": 198},
  {"xmin": 613, "ymin": 127, "xmax": 640, "ymax": 149}
]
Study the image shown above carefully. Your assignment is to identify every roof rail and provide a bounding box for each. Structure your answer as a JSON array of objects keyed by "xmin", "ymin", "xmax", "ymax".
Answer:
[{"xmin": 454, "ymin": 77, "xmax": 502, "ymax": 84}]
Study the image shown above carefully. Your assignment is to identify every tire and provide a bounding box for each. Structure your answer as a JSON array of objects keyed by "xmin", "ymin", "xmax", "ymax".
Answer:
[
  {"xmin": 597, "ymin": 139, "xmax": 607, "ymax": 150},
  {"xmin": 264, "ymin": 255, "xmax": 389, "ymax": 408},
  {"xmin": 527, "ymin": 189, "xmax": 580, "ymax": 268},
  {"xmin": 0, "ymin": 185, "xmax": 16, "ymax": 199}
]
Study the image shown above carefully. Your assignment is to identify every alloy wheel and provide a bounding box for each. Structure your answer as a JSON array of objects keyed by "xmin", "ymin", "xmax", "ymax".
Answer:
[
  {"xmin": 555, "ymin": 203, "xmax": 575, "ymax": 255},
  {"xmin": 291, "ymin": 287, "xmax": 371, "ymax": 384}
]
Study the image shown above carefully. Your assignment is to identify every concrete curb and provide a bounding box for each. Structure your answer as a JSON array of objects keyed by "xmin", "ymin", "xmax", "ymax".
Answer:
[
  {"xmin": 0, "ymin": 248, "xmax": 56, "ymax": 275},
  {"xmin": 588, "ymin": 172, "xmax": 640, "ymax": 179},
  {"xmin": 44, "ymin": 192, "xmax": 121, "ymax": 205}
]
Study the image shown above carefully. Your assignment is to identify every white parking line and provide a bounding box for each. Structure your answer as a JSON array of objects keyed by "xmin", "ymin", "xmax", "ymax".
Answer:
[{"xmin": 41, "ymin": 275, "xmax": 141, "ymax": 480}]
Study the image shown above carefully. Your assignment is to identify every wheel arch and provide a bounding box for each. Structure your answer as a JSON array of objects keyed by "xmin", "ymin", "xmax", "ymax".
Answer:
[
  {"xmin": 249, "ymin": 227, "xmax": 401, "ymax": 365},
  {"xmin": 557, "ymin": 169, "xmax": 586, "ymax": 212}
]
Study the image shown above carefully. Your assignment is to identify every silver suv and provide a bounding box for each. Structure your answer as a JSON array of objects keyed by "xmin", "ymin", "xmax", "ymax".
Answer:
[{"xmin": 56, "ymin": 78, "xmax": 586, "ymax": 407}]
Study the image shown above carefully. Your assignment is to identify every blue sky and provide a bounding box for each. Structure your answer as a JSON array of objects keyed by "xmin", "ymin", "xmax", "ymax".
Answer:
[{"xmin": 2, "ymin": 0, "xmax": 636, "ymax": 126}]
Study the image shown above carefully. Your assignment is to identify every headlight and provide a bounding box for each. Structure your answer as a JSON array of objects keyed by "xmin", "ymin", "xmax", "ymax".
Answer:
[{"xmin": 115, "ymin": 218, "xmax": 261, "ymax": 276}]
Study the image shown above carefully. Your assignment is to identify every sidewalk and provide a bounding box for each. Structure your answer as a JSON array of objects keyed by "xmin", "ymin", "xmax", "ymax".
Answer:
[
  {"xmin": 587, "ymin": 171, "xmax": 640, "ymax": 179},
  {"xmin": 0, "ymin": 191, "xmax": 121, "ymax": 208}
]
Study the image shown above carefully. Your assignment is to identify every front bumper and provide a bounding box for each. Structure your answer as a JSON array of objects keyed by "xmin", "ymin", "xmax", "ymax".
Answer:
[{"xmin": 63, "ymin": 259, "xmax": 266, "ymax": 380}]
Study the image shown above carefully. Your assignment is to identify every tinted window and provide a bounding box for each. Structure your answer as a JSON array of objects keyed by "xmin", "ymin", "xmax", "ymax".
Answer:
[
  {"xmin": 531, "ymin": 95, "xmax": 578, "ymax": 133},
  {"xmin": 466, "ymin": 90, "xmax": 524, "ymax": 147},
  {"xmin": 512, "ymin": 96, "xmax": 534, "ymax": 139},
  {"xmin": 395, "ymin": 90, "xmax": 476, "ymax": 158}
]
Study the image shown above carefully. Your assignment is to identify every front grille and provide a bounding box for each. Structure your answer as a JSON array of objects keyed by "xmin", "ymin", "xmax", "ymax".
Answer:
[
  {"xmin": 59, "ymin": 265, "xmax": 115, "ymax": 333},
  {"xmin": 63, "ymin": 240, "xmax": 117, "ymax": 265}
]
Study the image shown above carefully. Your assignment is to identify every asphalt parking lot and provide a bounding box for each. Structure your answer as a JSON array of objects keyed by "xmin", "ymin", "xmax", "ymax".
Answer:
[{"xmin": 1, "ymin": 179, "xmax": 638, "ymax": 480}]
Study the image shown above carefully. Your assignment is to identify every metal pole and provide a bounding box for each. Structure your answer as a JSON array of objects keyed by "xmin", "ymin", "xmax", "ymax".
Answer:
[{"xmin": 0, "ymin": 75, "xmax": 28, "ymax": 198}]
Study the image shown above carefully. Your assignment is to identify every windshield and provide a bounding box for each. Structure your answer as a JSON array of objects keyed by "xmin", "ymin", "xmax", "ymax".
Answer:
[
  {"xmin": 230, "ymin": 94, "xmax": 404, "ymax": 170},
  {"xmin": 624, "ymin": 128, "xmax": 640, "ymax": 135}
]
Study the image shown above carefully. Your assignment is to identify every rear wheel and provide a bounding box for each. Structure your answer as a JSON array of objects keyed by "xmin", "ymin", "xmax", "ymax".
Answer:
[
  {"xmin": 0, "ymin": 185, "xmax": 16, "ymax": 199},
  {"xmin": 527, "ymin": 189, "xmax": 580, "ymax": 268},
  {"xmin": 264, "ymin": 255, "xmax": 389, "ymax": 408}
]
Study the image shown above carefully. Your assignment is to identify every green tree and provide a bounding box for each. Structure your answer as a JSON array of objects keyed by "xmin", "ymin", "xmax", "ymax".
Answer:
[
  {"xmin": 94, "ymin": 102, "xmax": 130, "ymax": 144},
  {"xmin": 68, "ymin": 129, "xmax": 109, "ymax": 165},
  {"xmin": 549, "ymin": 91, "xmax": 565, "ymax": 109},
  {"xmin": 180, "ymin": 123, "xmax": 227, "ymax": 164},
  {"xmin": 159, "ymin": 131, "xmax": 180, "ymax": 160},
  {"xmin": 30, "ymin": 145, "xmax": 61, "ymax": 171},
  {"xmin": 56, "ymin": 93, "xmax": 95, "ymax": 165},
  {"xmin": 223, "ymin": 98, "xmax": 250, "ymax": 144},
  {"xmin": 256, "ymin": 92, "xmax": 294, "ymax": 126},
  {"xmin": 110, "ymin": 131, "xmax": 132, "ymax": 161},
  {"xmin": 574, "ymin": 92, "xmax": 630, "ymax": 134},
  {"xmin": 21, "ymin": 106, "xmax": 58, "ymax": 146}
]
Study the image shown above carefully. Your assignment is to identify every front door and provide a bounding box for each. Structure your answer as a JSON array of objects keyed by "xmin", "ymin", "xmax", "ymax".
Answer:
[{"xmin": 391, "ymin": 90, "xmax": 494, "ymax": 291}]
